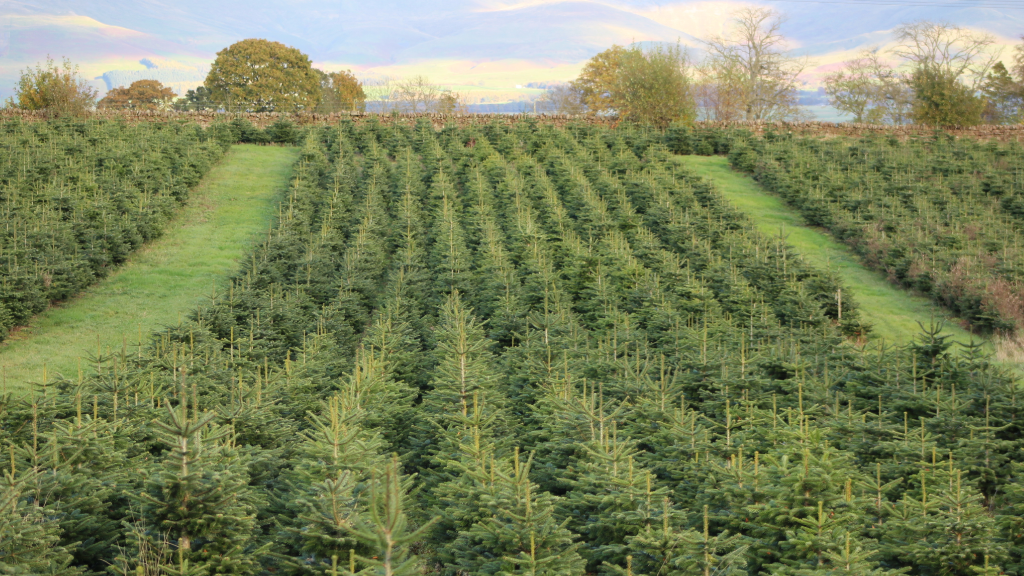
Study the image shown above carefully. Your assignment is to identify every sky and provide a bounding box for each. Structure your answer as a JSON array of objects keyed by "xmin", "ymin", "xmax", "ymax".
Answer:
[{"xmin": 0, "ymin": 0, "xmax": 1020, "ymax": 103}]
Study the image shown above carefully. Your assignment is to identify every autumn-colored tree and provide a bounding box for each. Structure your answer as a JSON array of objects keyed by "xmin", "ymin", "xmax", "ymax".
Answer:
[
  {"xmin": 570, "ymin": 43, "xmax": 695, "ymax": 125},
  {"xmin": 98, "ymin": 79, "xmax": 177, "ymax": 111},
  {"xmin": 205, "ymin": 39, "xmax": 320, "ymax": 112},
  {"xmin": 314, "ymin": 69, "xmax": 366, "ymax": 113},
  {"xmin": 572, "ymin": 45, "xmax": 626, "ymax": 115},
  {"xmin": 6, "ymin": 56, "xmax": 97, "ymax": 117}
]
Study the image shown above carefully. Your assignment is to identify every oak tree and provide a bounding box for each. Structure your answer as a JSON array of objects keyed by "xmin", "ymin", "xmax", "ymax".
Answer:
[{"xmin": 205, "ymin": 39, "xmax": 320, "ymax": 112}]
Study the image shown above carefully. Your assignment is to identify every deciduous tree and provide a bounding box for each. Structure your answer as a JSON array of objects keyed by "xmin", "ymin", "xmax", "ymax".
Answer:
[
  {"xmin": 572, "ymin": 45, "xmax": 627, "ymax": 116},
  {"xmin": 537, "ymin": 84, "xmax": 585, "ymax": 115},
  {"xmin": 173, "ymin": 86, "xmax": 216, "ymax": 111},
  {"xmin": 893, "ymin": 21, "xmax": 999, "ymax": 92},
  {"xmin": 205, "ymin": 39, "xmax": 320, "ymax": 112},
  {"xmin": 702, "ymin": 8, "xmax": 807, "ymax": 121},
  {"xmin": 315, "ymin": 69, "xmax": 366, "ymax": 113},
  {"xmin": 98, "ymin": 79, "xmax": 177, "ymax": 110},
  {"xmin": 824, "ymin": 51, "xmax": 914, "ymax": 124},
  {"xmin": 6, "ymin": 56, "xmax": 97, "ymax": 117},
  {"xmin": 614, "ymin": 43, "xmax": 695, "ymax": 128},
  {"xmin": 910, "ymin": 66, "xmax": 985, "ymax": 126}
]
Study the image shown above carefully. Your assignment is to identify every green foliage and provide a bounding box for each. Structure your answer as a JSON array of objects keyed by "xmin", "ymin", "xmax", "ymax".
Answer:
[
  {"xmin": 911, "ymin": 68, "xmax": 985, "ymax": 126},
  {"xmin": 0, "ymin": 119, "xmax": 228, "ymax": 341},
  {"xmin": 614, "ymin": 44, "xmax": 696, "ymax": 129},
  {"xmin": 729, "ymin": 130, "xmax": 1024, "ymax": 334},
  {"xmin": 205, "ymin": 39, "xmax": 321, "ymax": 112},
  {"xmin": 448, "ymin": 450, "xmax": 585, "ymax": 576},
  {"xmin": 981, "ymin": 62, "xmax": 1024, "ymax": 124},
  {"xmin": 0, "ymin": 119, "xmax": 1020, "ymax": 576},
  {"xmin": 0, "ymin": 467, "xmax": 79, "ymax": 574},
  {"xmin": 173, "ymin": 86, "xmax": 217, "ymax": 111},
  {"xmin": 6, "ymin": 56, "xmax": 97, "ymax": 117},
  {"xmin": 118, "ymin": 401, "xmax": 266, "ymax": 575},
  {"xmin": 344, "ymin": 456, "xmax": 435, "ymax": 576}
]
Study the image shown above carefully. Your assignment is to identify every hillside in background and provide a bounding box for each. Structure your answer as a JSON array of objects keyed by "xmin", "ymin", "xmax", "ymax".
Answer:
[{"xmin": 0, "ymin": 0, "xmax": 1021, "ymax": 110}]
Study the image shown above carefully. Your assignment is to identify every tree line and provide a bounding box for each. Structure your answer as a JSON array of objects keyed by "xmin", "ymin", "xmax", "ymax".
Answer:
[
  {"xmin": 4, "ymin": 41, "xmax": 467, "ymax": 117},
  {"xmin": 6, "ymin": 13, "xmax": 1023, "ymax": 127},
  {"xmin": 543, "ymin": 9, "xmax": 1024, "ymax": 128}
]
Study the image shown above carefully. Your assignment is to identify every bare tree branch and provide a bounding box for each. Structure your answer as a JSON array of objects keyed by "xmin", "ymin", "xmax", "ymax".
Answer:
[{"xmin": 701, "ymin": 7, "xmax": 807, "ymax": 121}]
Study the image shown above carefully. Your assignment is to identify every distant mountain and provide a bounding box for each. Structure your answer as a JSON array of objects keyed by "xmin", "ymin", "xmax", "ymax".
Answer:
[{"xmin": 0, "ymin": 0, "xmax": 1020, "ymax": 102}]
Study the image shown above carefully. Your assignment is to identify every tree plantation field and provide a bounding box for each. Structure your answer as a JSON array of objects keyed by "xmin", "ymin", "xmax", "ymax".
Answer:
[
  {"xmin": 726, "ymin": 132, "xmax": 1024, "ymax": 340},
  {"xmin": 0, "ymin": 119, "xmax": 229, "ymax": 342},
  {"xmin": 6, "ymin": 118, "xmax": 1024, "ymax": 576},
  {"xmin": 677, "ymin": 155, "xmax": 984, "ymax": 350},
  {"xmin": 0, "ymin": 144, "xmax": 298, "ymax": 388}
]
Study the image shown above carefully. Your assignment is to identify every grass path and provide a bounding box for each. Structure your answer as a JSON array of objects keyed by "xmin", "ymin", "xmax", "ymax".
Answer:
[
  {"xmin": 0, "ymin": 144, "xmax": 299, "ymax": 390},
  {"xmin": 677, "ymin": 155, "xmax": 990, "ymax": 352}
]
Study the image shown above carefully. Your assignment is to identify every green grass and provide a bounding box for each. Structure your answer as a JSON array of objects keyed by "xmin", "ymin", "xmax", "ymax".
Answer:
[
  {"xmin": 677, "ymin": 155, "xmax": 995, "ymax": 353},
  {"xmin": 0, "ymin": 144, "xmax": 299, "ymax": 390}
]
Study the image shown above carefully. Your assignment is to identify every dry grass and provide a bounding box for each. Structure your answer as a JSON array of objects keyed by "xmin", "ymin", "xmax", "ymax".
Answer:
[{"xmin": 994, "ymin": 331, "xmax": 1024, "ymax": 364}]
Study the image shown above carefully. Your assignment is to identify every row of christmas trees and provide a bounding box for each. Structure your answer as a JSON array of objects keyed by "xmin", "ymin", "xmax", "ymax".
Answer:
[{"xmin": 3, "ymin": 118, "xmax": 1022, "ymax": 575}]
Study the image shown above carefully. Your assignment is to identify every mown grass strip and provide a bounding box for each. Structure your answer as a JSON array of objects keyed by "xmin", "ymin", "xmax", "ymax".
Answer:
[
  {"xmin": 677, "ymin": 154, "xmax": 991, "ymax": 351},
  {"xmin": 0, "ymin": 144, "xmax": 299, "ymax": 390}
]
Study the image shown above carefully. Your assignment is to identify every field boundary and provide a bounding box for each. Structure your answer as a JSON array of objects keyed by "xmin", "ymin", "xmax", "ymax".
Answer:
[{"xmin": 4, "ymin": 109, "xmax": 1024, "ymax": 141}]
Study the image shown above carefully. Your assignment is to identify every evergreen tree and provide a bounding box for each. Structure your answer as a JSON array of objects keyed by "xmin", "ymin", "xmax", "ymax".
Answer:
[
  {"xmin": 606, "ymin": 502, "xmax": 747, "ymax": 576},
  {"xmin": 449, "ymin": 450, "xmax": 585, "ymax": 576},
  {"xmin": 416, "ymin": 291, "xmax": 509, "ymax": 467},
  {"xmin": 119, "ymin": 401, "xmax": 266, "ymax": 575},
  {"xmin": 0, "ymin": 465, "xmax": 78, "ymax": 574},
  {"xmin": 344, "ymin": 457, "xmax": 435, "ymax": 576}
]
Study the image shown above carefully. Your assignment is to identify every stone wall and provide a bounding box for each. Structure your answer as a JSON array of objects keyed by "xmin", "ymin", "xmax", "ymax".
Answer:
[{"xmin": 3, "ymin": 109, "xmax": 1023, "ymax": 141}]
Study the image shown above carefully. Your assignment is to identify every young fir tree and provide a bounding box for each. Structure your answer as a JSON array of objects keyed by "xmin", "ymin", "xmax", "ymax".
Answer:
[
  {"xmin": 817, "ymin": 533, "xmax": 910, "ymax": 576},
  {"xmin": 732, "ymin": 435, "xmax": 864, "ymax": 574},
  {"xmin": 37, "ymin": 416, "xmax": 134, "ymax": 573},
  {"xmin": 426, "ymin": 171, "xmax": 475, "ymax": 300},
  {"xmin": 607, "ymin": 503, "xmax": 747, "ymax": 576},
  {"xmin": 426, "ymin": 418, "xmax": 507, "ymax": 572},
  {"xmin": 280, "ymin": 397, "xmax": 387, "ymax": 574},
  {"xmin": 415, "ymin": 291, "xmax": 510, "ymax": 469},
  {"xmin": 0, "ymin": 462, "xmax": 78, "ymax": 574},
  {"xmin": 559, "ymin": 431, "xmax": 668, "ymax": 572},
  {"xmin": 448, "ymin": 450, "xmax": 585, "ymax": 576},
  {"xmin": 120, "ymin": 400, "xmax": 266, "ymax": 575},
  {"xmin": 343, "ymin": 456, "xmax": 435, "ymax": 576},
  {"xmin": 883, "ymin": 469, "xmax": 1007, "ymax": 576},
  {"xmin": 999, "ymin": 461, "xmax": 1024, "ymax": 575}
]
